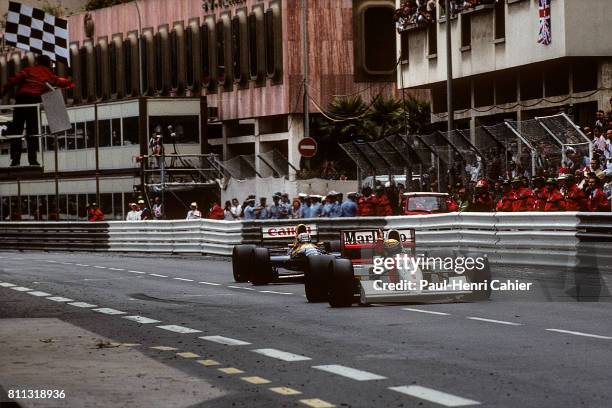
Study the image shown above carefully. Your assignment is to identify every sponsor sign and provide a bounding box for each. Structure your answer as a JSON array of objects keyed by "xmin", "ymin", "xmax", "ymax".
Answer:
[
  {"xmin": 341, "ymin": 229, "xmax": 415, "ymax": 246},
  {"xmin": 261, "ymin": 224, "xmax": 318, "ymax": 240}
]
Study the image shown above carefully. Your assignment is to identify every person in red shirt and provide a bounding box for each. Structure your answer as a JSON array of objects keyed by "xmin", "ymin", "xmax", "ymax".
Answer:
[
  {"xmin": 208, "ymin": 202, "xmax": 225, "ymax": 219},
  {"xmin": 469, "ymin": 179, "xmax": 494, "ymax": 212},
  {"xmin": 559, "ymin": 174, "xmax": 586, "ymax": 211},
  {"xmin": 511, "ymin": 177, "xmax": 535, "ymax": 212},
  {"xmin": 585, "ymin": 175, "xmax": 611, "ymax": 212},
  {"xmin": 495, "ymin": 180, "xmax": 514, "ymax": 212},
  {"xmin": 357, "ymin": 187, "xmax": 377, "ymax": 216},
  {"xmin": 543, "ymin": 179, "xmax": 565, "ymax": 212},
  {"xmin": 532, "ymin": 177, "xmax": 548, "ymax": 211},
  {"xmin": 374, "ymin": 186, "xmax": 392, "ymax": 216},
  {"xmin": 1, "ymin": 55, "xmax": 74, "ymax": 167},
  {"xmin": 87, "ymin": 203, "xmax": 105, "ymax": 222}
]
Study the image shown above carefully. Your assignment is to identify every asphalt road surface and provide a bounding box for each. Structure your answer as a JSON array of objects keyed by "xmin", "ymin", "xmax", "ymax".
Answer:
[{"xmin": 1, "ymin": 251, "xmax": 611, "ymax": 408}]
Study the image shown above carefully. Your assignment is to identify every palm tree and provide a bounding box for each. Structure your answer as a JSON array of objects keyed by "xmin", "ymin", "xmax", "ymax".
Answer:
[{"xmin": 318, "ymin": 95, "xmax": 370, "ymax": 144}]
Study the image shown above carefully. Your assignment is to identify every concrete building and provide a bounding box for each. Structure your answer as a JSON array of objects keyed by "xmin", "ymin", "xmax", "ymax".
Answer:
[
  {"xmin": 397, "ymin": 0, "xmax": 612, "ymax": 129},
  {"xmin": 0, "ymin": 0, "xmax": 398, "ymax": 220}
]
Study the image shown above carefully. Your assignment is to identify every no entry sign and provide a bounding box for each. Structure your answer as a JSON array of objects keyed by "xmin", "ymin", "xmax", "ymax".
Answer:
[{"xmin": 298, "ymin": 137, "xmax": 318, "ymax": 158}]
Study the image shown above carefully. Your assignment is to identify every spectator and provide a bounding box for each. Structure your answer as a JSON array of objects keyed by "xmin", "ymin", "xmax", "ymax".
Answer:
[
  {"xmin": 603, "ymin": 173, "xmax": 612, "ymax": 198},
  {"xmin": 495, "ymin": 181, "xmax": 514, "ymax": 212},
  {"xmin": 585, "ymin": 172, "xmax": 611, "ymax": 212},
  {"xmin": 469, "ymin": 179, "xmax": 494, "ymax": 212},
  {"xmin": 331, "ymin": 192, "xmax": 343, "ymax": 217},
  {"xmin": 310, "ymin": 195, "xmax": 323, "ymax": 218},
  {"xmin": 269, "ymin": 194, "xmax": 285, "ymax": 219},
  {"xmin": 559, "ymin": 174, "xmax": 585, "ymax": 211},
  {"xmin": 152, "ymin": 196, "xmax": 163, "ymax": 220},
  {"xmin": 340, "ymin": 193, "xmax": 358, "ymax": 217},
  {"xmin": 126, "ymin": 203, "xmax": 141, "ymax": 221},
  {"xmin": 0, "ymin": 55, "xmax": 75, "ymax": 167},
  {"xmin": 138, "ymin": 200, "xmax": 152, "ymax": 220},
  {"xmin": 510, "ymin": 177, "xmax": 534, "ymax": 212},
  {"xmin": 544, "ymin": 179, "xmax": 565, "ymax": 212},
  {"xmin": 87, "ymin": 202, "xmax": 104, "ymax": 221},
  {"xmin": 594, "ymin": 110, "xmax": 606, "ymax": 129},
  {"xmin": 254, "ymin": 197, "xmax": 269, "ymax": 219},
  {"xmin": 300, "ymin": 195, "xmax": 312, "ymax": 218},
  {"xmin": 290, "ymin": 198, "xmax": 302, "ymax": 219},
  {"xmin": 374, "ymin": 186, "xmax": 393, "ymax": 216},
  {"xmin": 186, "ymin": 202, "xmax": 202, "ymax": 220},
  {"xmin": 592, "ymin": 127, "xmax": 606, "ymax": 152},
  {"xmin": 223, "ymin": 201, "xmax": 234, "ymax": 221},
  {"xmin": 357, "ymin": 187, "xmax": 376, "ymax": 216},
  {"xmin": 230, "ymin": 198, "xmax": 242, "ymax": 220},
  {"xmin": 208, "ymin": 202, "xmax": 224, "ymax": 220},
  {"xmin": 243, "ymin": 198, "xmax": 256, "ymax": 220},
  {"xmin": 532, "ymin": 177, "xmax": 548, "ymax": 211},
  {"xmin": 321, "ymin": 195, "xmax": 335, "ymax": 218}
]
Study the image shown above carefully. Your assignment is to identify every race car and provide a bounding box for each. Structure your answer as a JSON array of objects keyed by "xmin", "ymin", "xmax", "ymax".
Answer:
[
  {"xmin": 325, "ymin": 228, "xmax": 492, "ymax": 307},
  {"xmin": 231, "ymin": 223, "xmax": 344, "ymax": 302},
  {"xmin": 403, "ymin": 192, "xmax": 457, "ymax": 215}
]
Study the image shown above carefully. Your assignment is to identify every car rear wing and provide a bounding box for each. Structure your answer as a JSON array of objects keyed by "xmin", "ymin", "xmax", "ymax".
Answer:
[
  {"xmin": 260, "ymin": 224, "xmax": 318, "ymax": 246},
  {"xmin": 340, "ymin": 228, "xmax": 416, "ymax": 263}
]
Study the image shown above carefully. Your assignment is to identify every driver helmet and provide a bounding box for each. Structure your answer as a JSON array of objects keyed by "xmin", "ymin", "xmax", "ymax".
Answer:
[
  {"xmin": 297, "ymin": 232, "xmax": 311, "ymax": 244},
  {"xmin": 296, "ymin": 223, "xmax": 308, "ymax": 235},
  {"xmin": 383, "ymin": 239, "xmax": 402, "ymax": 255}
]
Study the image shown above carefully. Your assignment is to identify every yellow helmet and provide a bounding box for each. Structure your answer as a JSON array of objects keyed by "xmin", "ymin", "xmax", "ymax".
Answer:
[{"xmin": 383, "ymin": 239, "xmax": 401, "ymax": 252}]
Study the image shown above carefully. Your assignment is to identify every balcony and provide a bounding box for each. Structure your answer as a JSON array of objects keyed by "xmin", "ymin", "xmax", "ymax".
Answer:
[{"xmin": 395, "ymin": 1, "xmax": 436, "ymax": 33}]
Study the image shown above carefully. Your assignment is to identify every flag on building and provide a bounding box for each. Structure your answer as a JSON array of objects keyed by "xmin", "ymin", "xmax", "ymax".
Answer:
[
  {"xmin": 537, "ymin": 0, "xmax": 551, "ymax": 45},
  {"xmin": 3, "ymin": 1, "xmax": 70, "ymax": 64}
]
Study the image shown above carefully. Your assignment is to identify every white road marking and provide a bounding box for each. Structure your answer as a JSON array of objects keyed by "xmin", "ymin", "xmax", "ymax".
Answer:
[
  {"xmin": 123, "ymin": 316, "xmax": 161, "ymax": 324},
  {"xmin": 467, "ymin": 317, "xmax": 522, "ymax": 326},
  {"xmin": 27, "ymin": 291, "xmax": 52, "ymax": 297},
  {"xmin": 259, "ymin": 290, "xmax": 294, "ymax": 295},
  {"xmin": 199, "ymin": 335, "xmax": 251, "ymax": 346},
  {"xmin": 227, "ymin": 285, "xmax": 255, "ymax": 291},
  {"xmin": 93, "ymin": 266, "xmax": 107, "ymax": 269},
  {"xmin": 156, "ymin": 325, "xmax": 202, "ymax": 334},
  {"xmin": 389, "ymin": 385, "xmax": 480, "ymax": 407},
  {"xmin": 60, "ymin": 262, "xmax": 73, "ymax": 265},
  {"xmin": 0, "ymin": 283, "xmax": 16, "ymax": 287},
  {"xmin": 150, "ymin": 273, "xmax": 168, "ymax": 278},
  {"xmin": 11, "ymin": 287, "xmax": 33, "ymax": 292},
  {"xmin": 93, "ymin": 308, "xmax": 127, "ymax": 315},
  {"xmin": 75, "ymin": 264, "xmax": 90, "ymax": 267},
  {"xmin": 199, "ymin": 281, "xmax": 221, "ymax": 286},
  {"xmin": 546, "ymin": 328, "xmax": 612, "ymax": 340},
  {"xmin": 128, "ymin": 270, "xmax": 146, "ymax": 274},
  {"xmin": 68, "ymin": 302, "xmax": 97, "ymax": 308},
  {"xmin": 109, "ymin": 268, "xmax": 125, "ymax": 271},
  {"xmin": 46, "ymin": 296, "xmax": 74, "ymax": 302},
  {"xmin": 47, "ymin": 260, "xmax": 58, "ymax": 263},
  {"xmin": 174, "ymin": 278, "xmax": 194, "ymax": 282},
  {"xmin": 312, "ymin": 365, "xmax": 387, "ymax": 381},
  {"xmin": 403, "ymin": 308, "xmax": 450, "ymax": 316},
  {"xmin": 12, "ymin": 258, "xmax": 24, "ymax": 260},
  {"xmin": 252, "ymin": 348, "xmax": 312, "ymax": 362}
]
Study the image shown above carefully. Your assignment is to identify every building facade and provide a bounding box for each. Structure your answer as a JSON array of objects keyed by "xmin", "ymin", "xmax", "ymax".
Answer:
[{"xmin": 0, "ymin": 0, "xmax": 399, "ymax": 220}]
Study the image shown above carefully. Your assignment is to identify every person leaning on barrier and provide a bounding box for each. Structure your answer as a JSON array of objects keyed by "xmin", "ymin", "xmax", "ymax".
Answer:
[
  {"xmin": 138, "ymin": 199, "xmax": 151, "ymax": 220},
  {"xmin": 254, "ymin": 197, "xmax": 270, "ymax": 220},
  {"xmin": 1, "ymin": 55, "xmax": 75, "ymax": 167},
  {"xmin": 340, "ymin": 193, "xmax": 358, "ymax": 217},
  {"xmin": 585, "ymin": 172, "xmax": 611, "ymax": 212},
  {"xmin": 495, "ymin": 180, "xmax": 514, "ymax": 212},
  {"xmin": 186, "ymin": 202, "xmax": 202, "ymax": 220},
  {"xmin": 374, "ymin": 186, "xmax": 393, "ymax": 216},
  {"xmin": 242, "ymin": 197, "xmax": 256, "ymax": 220},
  {"xmin": 126, "ymin": 203, "xmax": 141, "ymax": 221},
  {"xmin": 559, "ymin": 173, "xmax": 586, "ymax": 211},
  {"xmin": 469, "ymin": 179, "xmax": 494, "ymax": 212},
  {"xmin": 532, "ymin": 176, "xmax": 548, "ymax": 211},
  {"xmin": 543, "ymin": 179, "xmax": 565, "ymax": 212},
  {"xmin": 87, "ymin": 202, "xmax": 104, "ymax": 222}
]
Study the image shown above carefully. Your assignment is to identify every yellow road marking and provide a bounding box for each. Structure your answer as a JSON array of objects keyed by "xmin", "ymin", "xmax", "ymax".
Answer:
[
  {"xmin": 218, "ymin": 367, "xmax": 244, "ymax": 374},
  {"xmin": 241, "ymin": 376, "xmax": 271, "ymax": 385},
  {"xmin": 299, "ymin": 399, "xmax": 335, "ymax": 408},
  {"xmin": 150, "ymin": 346, "xmax": 178, "ymax": 351},
  {"xmin": 176, "ymin": 352, "xmax": 200, "ymax": 358},
  {"xmin": 269, "ymin": 387, "xmax": 302, "ymax": 396},
  {"xmin": 197, "ymin": 359, "xmax": 221, "ymax": 366}
]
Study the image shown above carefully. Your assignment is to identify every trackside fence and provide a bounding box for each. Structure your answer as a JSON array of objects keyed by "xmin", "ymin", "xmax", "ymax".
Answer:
[{"xmin": 0, "ymin": 213, "xmax": 610, "ymax": 272}]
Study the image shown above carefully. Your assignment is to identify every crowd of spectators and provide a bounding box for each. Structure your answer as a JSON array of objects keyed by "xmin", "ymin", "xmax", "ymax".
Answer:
[{"xmin": 394, "ymin": 0, "xmax": 436, "ymax": 31}]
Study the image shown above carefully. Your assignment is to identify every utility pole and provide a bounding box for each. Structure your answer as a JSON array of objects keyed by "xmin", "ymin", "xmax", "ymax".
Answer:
[
  {"xmin": 301, "ymin": 0, "xmax": 309, "ymax": 141},
  {"xmin": 445, "ymin": 0, "xmax": 454, "ymax": 132}
]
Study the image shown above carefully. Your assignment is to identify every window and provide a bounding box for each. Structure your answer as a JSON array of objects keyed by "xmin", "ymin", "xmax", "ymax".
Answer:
[
  {"xmin": 38, "ymin": 195, "xmax": 48, "ymax": 220},
  {"xmin": 496, "ymin": 71, "xmax": 517, "ymax": 104},
  {"xmin": 95, "ymin": 44, "xmax": 103, "ymax": 98},
  {"xmin": 185, "ymin": 26, "xmax": 194, "ymax": 86},
  {"xmin": 77, "ymin": 194, "xmax": 87, "ymax": 220},
  {"xmin": 155, "ymin": 32, "xmax": 163, "ymax": 91},
  {"xmin": 149, "ymin": 116, "xmax": 199, "ymax": 144},
  {"xmin": 68, "ymin": 194, "xmax": 78, "ymax": 220},
  {"xmin": 231, "ymin": 16, "xmax": 242, "ymax": 81},
  {"xmin": 248, "ymin": 13, "xmax": 258, "ymax": 78},
  {"xmin": 201, "ymin": 24, "xmax": 210, "ymax": 81},
  {"xmin": 494, "ymin": 0, "xmax": 505, "ymax": 40},
  {"xmin": 427, "ymin": 24, "xmax": 437, "ymax": 56},
  {"xmin": 98, "ymin": 120, "xmax": 111, "ymax": 147},
  {"xmin": 66, "ymin": 124, "xmax": 76, "ymax": 150},
  {"xmin": 572, "ymin": 59, "xmax": 598, "ymax": 93},
  {"xmin": 76, "ymin": 122, "xmax": 86, "ymax": 149},
  {"xmin": 123, "ymin": 39, "xmax": 133, "ymax": 94},
  {"xmin": 545, "ymin": 62, "xmax": 569, "ymax": 97},
  {"xmin": 100, "ymin": 193, "xmax": 113, "ymax": 219},
  {"xmin": 461, "ymin": 14, "xmax": 471, "ymax": 48},
  {"xmin": 109, "ymin": 41, "xmax": 117, "ymax": 94},
  {"xmin": 122, "ymin": 117, "xmax": 140, "ymax": 145},
  {"xmin": 140, "ymin": 36, "xmax": 148, "ymax": 94},
  {"xmin": 59, "ymin": 195, "xmax": 67, "ymax": 220},
  {"xmin": 216, "ymin": 20, "xmax": 226, "ymax": 83},
  {"xmin": 113, "ymin": 192, "xmax": 124, "ymax": 220},
  {"xmin": 111, "ymin": 118, "xmax": 121, "ymax": 146},
  {"xmin": 86, "ymin": 121, "xmax": 96, "ymax": 148},
  {"xmin": 264, "ymin": 9, "xmax": 275, "ymax": 77},
  {"xmin": 362, "ymin": 6, "xmax": 395, "ymax": 73},
  {"xmin": 80, "ymin": 46, "xmax": 89, "ymax": 101},
  {"xmin": 171, "ymin": 29, "xmax": 179, "ymax": 89},
  {"xmin": 520, "ymin": 67, "xmax": 543, "ymax": 101},
  {"xmin": 474, "ymin": 74, "xmax": 494, "ymax": 107}
]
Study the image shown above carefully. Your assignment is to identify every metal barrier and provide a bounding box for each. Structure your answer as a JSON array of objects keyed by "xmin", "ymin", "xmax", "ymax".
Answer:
[{"xmin": 0, "ymin": 213, "xmax": 610, "ymax": 272}]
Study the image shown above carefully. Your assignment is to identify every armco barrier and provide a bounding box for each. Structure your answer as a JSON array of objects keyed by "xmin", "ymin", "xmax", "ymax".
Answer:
[{"xmin": 0, "ymin": 213, "xmax": 610, "ymax": 271}]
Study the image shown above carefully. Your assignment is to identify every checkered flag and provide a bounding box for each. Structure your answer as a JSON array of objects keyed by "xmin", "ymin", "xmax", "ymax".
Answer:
[{"xmin": 3, "ymin": 1, "xmax": 70, "ymax": 65}]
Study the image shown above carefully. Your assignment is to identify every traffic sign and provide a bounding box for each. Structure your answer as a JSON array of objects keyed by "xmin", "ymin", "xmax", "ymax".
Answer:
[{"xmin": 298, "ymin": 137, "xmax": 317, "ymax": 158}]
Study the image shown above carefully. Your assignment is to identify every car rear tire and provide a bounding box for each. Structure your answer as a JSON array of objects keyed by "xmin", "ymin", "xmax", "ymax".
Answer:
[
  {"xmin": 329, "ymin": 258, "xmax": 355, "ymax": 308},
  {"xmin": 465, "ymin": 254, "xmax": 491, "ymax": 301},
  {"xmin": 304, "ymin": 255, "xmax": 334, "ymax": 303},
  {"xmin": 232, "ymin": 245, "xmax": 256, "ymax": 283},
  {"xmin": 250, "ymin": 248, "xmax": 273, "ymax": 286}
]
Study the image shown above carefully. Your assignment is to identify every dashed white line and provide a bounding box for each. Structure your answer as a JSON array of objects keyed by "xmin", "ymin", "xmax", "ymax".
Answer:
[
  {"xmin": 389, "ymin": 385, "xmax": 480, "ymax": 407},
  {"xmin": 47, "ymin": 260, "xmax": 58, "ymax": 263},
  {"xmin": 68, "ymin": 302, "xmax": 98, "ymax": 308},
  {"xmin": 156, "ymin": 325, "xmax": 202, "ymax": 334},
  {"xmin": 174, "ymin": 278, "xmax": 194, "ymax": 282},
  {"xmin": 545, "ymin": 328, "xmax": 612, "ymax": 340},
  {"xmin": 467, "ymin": 317, "xmax": 522, "ymax": 326},
  {"xmin": 199, "ymin": 335, "xmax": 251, "ymax": 346},
  {"xmin": 92, "ymin": 308, "xmax": 127, "ymax": 315},
  {"xmin": 403, "ymin": 308, "xmax": 450, "ymax": 316},
  {"xmin": 27, "ymin": 291, "xmax": 52, "ymax": 297},
  {"xmin": 75, "ymin": 264, "xmax": 90, "ymax": 267},
  {"xmin": 199, "ymin": 281, "xmax": 221, "ymax": 286},
  {"xmin": 252, "ymin": 348, "xmax": 312, "ymax": 362},
  {"xmin": 61, "ymin": 262, "xmax": 73, "ymax": 265},
  {"xmin": 150, "ymin": 274, "xmax": 168, "ymax": 278},
  {"xmin": 128, "ymin": 270, "xmax": 146, "ymax": 274},
  {"xmin": 46, "ymin": 296, "xmax": 74, "ymax": 302},
  {"xmin": 123, "ymin": 316, "xmax": 161, "ymax": 324},
  {"xmin": 258, "ymin": 290, "xmax": 294, "ymax": 295},
  {"xmin": 227, "ymin": 285, "xmax": 255, "ymax": 291},
  {"xmin": 11, "ymin": 287, "xmax": 33, "ymax": 292},
  {"xmin": 109, "ymin": 268, "xmax": 125, "ymax": 271},
  {"xmin": 0, "ymin": 283, "xmax": 16, "ymax": 287},
  {"xmin": 312, "ymin": 365, "xmax": 387, "ymax": 381},
  {"xmin": 12, "ymin": 258, "xmax": 25, "ymax": 261},
  {"xmin": 93, "ymin": 266, "xmax": 107, "ymax": 269}
]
